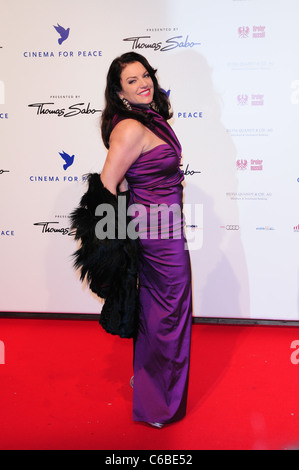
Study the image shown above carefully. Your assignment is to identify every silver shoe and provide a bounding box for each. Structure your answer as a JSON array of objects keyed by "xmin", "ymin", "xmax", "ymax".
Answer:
[
  {"xmin": 149, "ymin": 422, "xmax": 164, "ymax": 429},
  {"xmin": 130, "ymin": 376, "xmax": 134, "ymax": 388}
]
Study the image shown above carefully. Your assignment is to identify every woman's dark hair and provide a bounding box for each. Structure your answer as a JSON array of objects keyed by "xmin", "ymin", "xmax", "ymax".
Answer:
[{"xmin": 101, "ymin": 52, "xmax": 172, "ymax": 148}]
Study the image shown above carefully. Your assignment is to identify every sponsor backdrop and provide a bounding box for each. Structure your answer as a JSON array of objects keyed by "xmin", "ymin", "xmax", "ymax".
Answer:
[{"xmin": 0, "ymin": 0, "xmax": 298, "ymax": 321}]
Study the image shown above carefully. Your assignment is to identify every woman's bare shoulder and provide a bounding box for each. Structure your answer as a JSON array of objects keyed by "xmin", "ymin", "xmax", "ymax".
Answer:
[{"xmin": 110, "ymin": 119, "xmax": 146, "ymax": 146}]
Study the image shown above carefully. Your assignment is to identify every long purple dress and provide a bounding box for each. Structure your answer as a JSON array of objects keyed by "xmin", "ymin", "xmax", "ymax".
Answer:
[{"xmin": 113, "ymin": 107, "xmax": 192, "ymax": 424}]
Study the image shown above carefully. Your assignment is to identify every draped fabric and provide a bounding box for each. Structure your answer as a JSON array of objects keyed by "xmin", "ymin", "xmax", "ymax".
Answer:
[{"xmin": 112, "ymin": 106, "xmax": 193, "ymax": 424}]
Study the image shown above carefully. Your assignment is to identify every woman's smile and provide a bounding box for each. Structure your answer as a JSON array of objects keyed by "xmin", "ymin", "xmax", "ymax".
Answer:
[{"xmin": 138, "ymin": 88, "xmax": 151, "ymax": 96}]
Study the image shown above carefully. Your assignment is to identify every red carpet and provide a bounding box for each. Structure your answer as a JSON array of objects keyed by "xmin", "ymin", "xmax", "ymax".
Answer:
[{"xmin": 0, "ymin": 318, "xmax": 299, "ymax": 450}]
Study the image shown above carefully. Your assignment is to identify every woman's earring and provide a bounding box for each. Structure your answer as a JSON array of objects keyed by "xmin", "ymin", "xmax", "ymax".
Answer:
[
  {"xmin": 121, "ymin": 98, "xmax": 132, "ymax": 111},
  {"xmin": 149, "ymin": 101, "xmax": 157, "ymax": 111}
]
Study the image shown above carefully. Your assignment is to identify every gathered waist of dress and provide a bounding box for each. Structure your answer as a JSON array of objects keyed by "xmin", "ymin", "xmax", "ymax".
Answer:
[
  {"xmin": 126, "ymin": 200, "xmax": 185, "ymax": 239},
  {"xmin": 126, "ymin": 170, "xmax": 184, "ymax": 189},
  {"xmin": 126, "ymin": 186, "xmax": 185, "ymax": 239},
  {"xmin": 128, "ymin": 180, "xmax": 183, "ymax": 205}
]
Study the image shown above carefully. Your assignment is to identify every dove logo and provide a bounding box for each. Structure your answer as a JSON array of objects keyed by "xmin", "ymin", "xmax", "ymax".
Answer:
[
  {"xmin": 53, "ymin": 24, "xmax": 70, "ymax": 45},
  {"xmin": 161, "ymin": 88, "xmax": 170, "ymax": 98},
  {"xmin": 59, "ymin": 151, "xmax": 74, "ymax": 170}
]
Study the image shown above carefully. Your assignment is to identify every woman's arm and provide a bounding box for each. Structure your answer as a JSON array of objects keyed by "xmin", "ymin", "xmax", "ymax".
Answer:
[{"xmin": 100, "ymin": 119, "xmax": 145, "ymax": 195}]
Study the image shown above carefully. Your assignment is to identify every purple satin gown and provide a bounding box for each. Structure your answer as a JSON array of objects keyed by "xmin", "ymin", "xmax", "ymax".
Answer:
[{"xmin": 114, "ymin": 107, "xmax": 192, "ymax": 424}]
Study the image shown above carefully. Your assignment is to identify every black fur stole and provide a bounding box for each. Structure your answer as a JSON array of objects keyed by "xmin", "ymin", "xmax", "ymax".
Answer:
[{"xmin": 69, "ymin": 173, "xmax": 140, "ymax": 338}]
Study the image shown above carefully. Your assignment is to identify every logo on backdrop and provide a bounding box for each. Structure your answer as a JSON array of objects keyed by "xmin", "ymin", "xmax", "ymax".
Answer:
[
  {"xmin": 294, "ymin": 224, "xmax": 299, "ymax": 232},
  {"xmin": 237, "ymin": 94, "xmax": 248, "ymax": 106},
  {"xmin": 29, "ymin": 149, "xmax": 83, "ymax": 183},
  {"xmin": 236, "ymin": 159, "xmax": 248, "ymax": 170},
  {"xmin": 33, "ymin": 221, "xmax": 74, "ymax": 236},
  {"xmin": 238, "ymin": 26, "xmax": 266, "ymax": 39},
  {"xmin": 256, "ymin": 226, "xmax": 275, "ymax": 231},
  {"xmin": 0, "ymin": 169, "xmax": 10, "ymax": 175},
  {"xmin": 238, "ymin": 27, "xmax": 250, "ymax": 39},
  {"xmin": 237, "ymin": 94, "xmax": 264, "ymax": 106},
  {"xmin": 28, "ymin": 99, "xmax": 101, "ymax": 117},
  {"xmin": 123, "ymin": 32, "xmax": 200, "ymax": 52},
  {"xmin": 1, "ymin": 229, "xmax": 14, "ymax": 236},
  {"xmin": 236, "ymin": 159, "xmax": 263, "ymax": 171},
  {"xmin": 220, "ymin": 225, "xmax": 240, "ymax": 231},
  {"xmin": 177, "ymin": 111, "xmax": 203, "ymax": 119},
  {"xmin": 161, "ymin": 88, "xmax": 170, "ymax": 98},
  {"xmin": 226, "ymin": 191, "xmax": 272, "ymax": 201},
  {"xmin": 23, "ymin": 24, "xmax": 103, "ymax": 58},
  {"xmin": 227, "ymin": 127, "xmax": 273, "ymax": 138},
  {"xmin": 53, "ymin": 24, "xmax": 70, "ymax": 45},
  {"xmin": 181, "ymin": 164, "xmax": 201, "ymax": 176},
  {"xmin": 59, "ymin": 151, "xmax": 74, "ymax": 170}
]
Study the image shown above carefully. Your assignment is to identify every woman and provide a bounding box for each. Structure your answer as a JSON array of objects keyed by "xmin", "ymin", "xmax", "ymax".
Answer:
[
  {"xmin": 72, "ymin": 51, "xmax": 193, "ymax": 428},
  {"xmin": 99, "ymin": 52, "xmax": 193, "ymax": 428}
]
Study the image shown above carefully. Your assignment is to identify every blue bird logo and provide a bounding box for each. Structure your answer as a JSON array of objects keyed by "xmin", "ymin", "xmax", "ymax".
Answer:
[
  {"xmin": 59, "ymin": 151, "xmax": 74, "ymax": 170},
  {"xmin": 161, "ymin": 88, "xmax": 171, "ymax": 98},
  {"xmin": 53, "ymin": 24, "xmax": 70, "ymax": 45}
]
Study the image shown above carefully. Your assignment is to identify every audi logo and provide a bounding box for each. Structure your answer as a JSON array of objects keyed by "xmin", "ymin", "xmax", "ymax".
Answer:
[{"xmin": 226, "ymin": 225, "xmax": 240, "ymax": 230}]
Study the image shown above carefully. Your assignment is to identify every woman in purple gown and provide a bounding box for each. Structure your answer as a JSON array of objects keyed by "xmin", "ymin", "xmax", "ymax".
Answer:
[{"xmin": 100, "ymin": 52, "xmax": 192, "ymax": 428}]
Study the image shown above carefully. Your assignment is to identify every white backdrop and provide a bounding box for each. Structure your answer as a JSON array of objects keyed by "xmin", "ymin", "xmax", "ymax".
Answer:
[{"xmin": 0, "ymin": 0, "xmax": 298, "ymax": 320}]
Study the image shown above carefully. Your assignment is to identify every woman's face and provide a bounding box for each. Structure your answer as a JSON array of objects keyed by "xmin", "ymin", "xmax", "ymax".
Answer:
[{"xmin": 118, "ymin": 61, "xmax": 154, "ymax": 106}]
